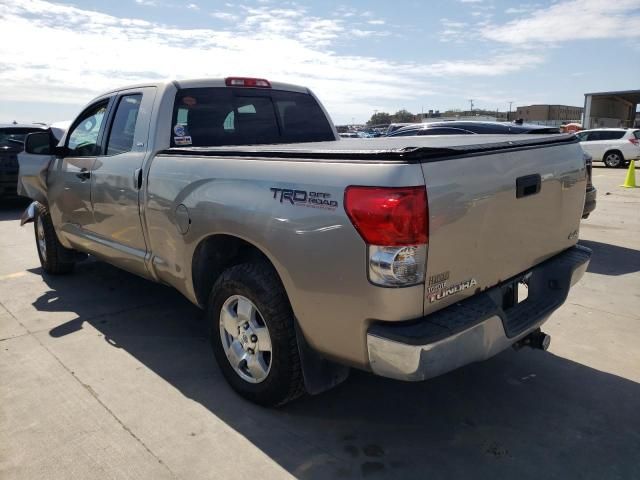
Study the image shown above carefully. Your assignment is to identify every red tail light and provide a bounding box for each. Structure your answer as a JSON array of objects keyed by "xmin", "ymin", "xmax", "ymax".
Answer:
[
  {"xmin": 225, "ymin": 77, "xmax": 271, "ymax": 88},
  {"xmin": 629, "ymin": 138, "xmax": 639, "ymax": 146},
  {"xmin": 344, "ymin": 186, "xmax": 428, "ymax": 246}
]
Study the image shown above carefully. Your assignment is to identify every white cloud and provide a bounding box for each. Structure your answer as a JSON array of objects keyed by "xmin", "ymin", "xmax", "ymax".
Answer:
[
  {"xmin": 0, "ymin": 0, "xmax": 545, "ymax": 123},
  {"xmin": 135, "ymin": 0, "xmax": 157, "ymax": 6},
  {"xmin": 505, "ymin": 6, "xmax": 533, "ymax": 14},
  {"xmin": 485, "ymin": 0, "xmax": 640, "ymax": 44},
  {"xmin": 367, "ymin": 19, "xmax": 386, "ymax": 25},
  {"xmin": 210, "ymin": 11, "xmax": 238, "ymax": 21},
  {"xmin": 426, "ymin": 53, "xmax": 545, "ymax": 76},
  {"xmin": 186, "ymin": 3, "xmax": 199, "ymax": 10}
]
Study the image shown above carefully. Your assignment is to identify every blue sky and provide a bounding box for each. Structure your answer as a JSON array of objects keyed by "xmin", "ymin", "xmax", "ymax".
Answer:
[{"xmin": 1, "ymin": 0, "xmax": 639, "ymax": 124}]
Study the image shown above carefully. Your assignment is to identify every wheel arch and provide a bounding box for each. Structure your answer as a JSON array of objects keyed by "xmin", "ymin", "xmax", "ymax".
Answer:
[
  {"xmin": 192, "ymin": 232, "xmax": 350, "ymax": 398},
  {"xmin": 191, "ymin": 233, "xmax": 289, "ymax": 309}
]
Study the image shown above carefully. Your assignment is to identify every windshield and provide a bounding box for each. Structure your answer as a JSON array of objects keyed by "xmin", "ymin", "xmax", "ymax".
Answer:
[
  {"xmin": 171, "ymin": 87, "xmax": 335, "ymax": 147},
  {"xmin": 0, "ymin": 128, "xmax": 42, "ymax": 149}
]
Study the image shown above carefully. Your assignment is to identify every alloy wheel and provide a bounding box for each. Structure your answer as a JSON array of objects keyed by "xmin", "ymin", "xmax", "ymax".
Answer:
[{"xmin": 219, "ymin": 295, "xmax": 272, "ymax": 383}]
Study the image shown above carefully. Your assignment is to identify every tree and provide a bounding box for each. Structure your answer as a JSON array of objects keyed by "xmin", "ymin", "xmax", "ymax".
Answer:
[
  {"xmin": 367, "ymin": 112, "xmax": 392, "ymax": 126},
  {"xmin": 391, "ymin": 109, "xmax": 418, "ymax": 123}
]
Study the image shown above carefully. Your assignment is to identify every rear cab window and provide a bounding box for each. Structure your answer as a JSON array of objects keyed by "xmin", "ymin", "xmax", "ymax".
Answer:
[{"xmin": 171, "ymin": 87, "xmax": 334, "ymax": 147}]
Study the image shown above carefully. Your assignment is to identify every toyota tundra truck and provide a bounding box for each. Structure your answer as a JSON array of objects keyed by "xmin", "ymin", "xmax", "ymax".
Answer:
[{"xmin": 19, "ymin": 77, "xmax": 591, "ymax": 406}]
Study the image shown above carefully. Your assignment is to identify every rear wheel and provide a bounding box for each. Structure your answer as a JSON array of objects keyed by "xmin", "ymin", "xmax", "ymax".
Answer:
[
  {"xmin": 34, "ymin": 203, "xmax": 75, "ymax": 274},
  {"xmin": 603, "ymin": 150, "xmax": 624, "ymax": 168},
  {"xmin": 207, "ymin": 262, "xmax": 305, "ymax": 406}
]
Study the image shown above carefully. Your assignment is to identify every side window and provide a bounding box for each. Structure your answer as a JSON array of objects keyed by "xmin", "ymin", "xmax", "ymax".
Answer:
[
  {"xmin": 634, "ymin": 131, "xmax": 640, "ymax": 140},
  {"xmin": 585, "ymin": 132, "xmax": 600, "ymax": 141},
  {"xmin": 575, "ymin": 132, "xmax": 587, "ymax": 141},
  {"xmin": 601, "ymin": 130, "xmax": 625, "ymax": 140},
  {"xmin": 106, "ymin": 94, "xmax": 142, "ymax": 155},
  {"xmin": 67, "ymin": 102, "xmax": 108, "ymax": 156}
]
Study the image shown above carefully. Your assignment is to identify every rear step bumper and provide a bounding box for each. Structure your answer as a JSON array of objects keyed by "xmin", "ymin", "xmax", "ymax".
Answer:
[{"xmin": 367, "ymin": 245, "xmax": 591, "ymax": 381}]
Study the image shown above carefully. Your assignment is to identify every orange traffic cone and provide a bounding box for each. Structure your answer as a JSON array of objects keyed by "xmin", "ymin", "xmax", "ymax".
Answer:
[{"xmin": 620, "ymin": 160, "xmax": 637, "ymax": 188}]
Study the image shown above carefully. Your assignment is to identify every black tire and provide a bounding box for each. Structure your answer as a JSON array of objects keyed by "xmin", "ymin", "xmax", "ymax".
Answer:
[
  {"xmin": 603, "ymin": 150, "xmax": 624, "ymax": 168},
  {"xmin": 207, "ymin": 262, "xmax": 305, "ymax": 406},
  {"xmin": 34, "ymin": 203, "xmax": 75, "ymax": 274}
]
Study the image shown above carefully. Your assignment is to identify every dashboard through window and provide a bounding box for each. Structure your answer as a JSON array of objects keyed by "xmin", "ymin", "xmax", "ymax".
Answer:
[
  {"xmin": 171, "ymin": 87, "xmax": 334, "ymax": 147},
  {"xmin": 67, "ymin": 102, "xmax": 108, "ymax": 157}
]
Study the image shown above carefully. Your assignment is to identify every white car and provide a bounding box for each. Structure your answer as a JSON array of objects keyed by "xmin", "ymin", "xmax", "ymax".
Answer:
[{"xmin": 575, "ymin": 128, "xmax": 640, "ymax": 168}]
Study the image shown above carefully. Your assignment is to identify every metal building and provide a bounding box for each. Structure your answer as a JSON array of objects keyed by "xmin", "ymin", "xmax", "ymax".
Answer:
[{"xmin": 583, "ymin": 90, "xmax": 640, "ymax": 129}]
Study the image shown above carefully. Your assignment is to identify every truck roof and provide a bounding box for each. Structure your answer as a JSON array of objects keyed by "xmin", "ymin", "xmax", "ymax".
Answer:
[{"xmin": 93, "ymin": 78, "xmax": 310, "ymax": 98}]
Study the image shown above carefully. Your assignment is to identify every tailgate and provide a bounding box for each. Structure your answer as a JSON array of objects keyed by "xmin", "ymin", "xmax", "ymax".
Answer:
[{"xmin": 421, "ymin": 136, "xmax": 586, "ymax": 314}]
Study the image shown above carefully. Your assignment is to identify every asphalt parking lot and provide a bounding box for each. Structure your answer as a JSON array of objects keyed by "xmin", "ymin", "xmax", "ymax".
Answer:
[{"xmin": 1, "ymin": 165, "xmax": 639, "ymax": 480}]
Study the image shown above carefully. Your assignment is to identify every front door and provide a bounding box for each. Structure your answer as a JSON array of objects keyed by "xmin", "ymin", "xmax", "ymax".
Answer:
[
  {"xmin": 87, "ymin": 88, "xmax": 156, "ymax": 277},
  {"xmin": 48, "ymin": 99, "xmax": 110, "ymax": 248}
]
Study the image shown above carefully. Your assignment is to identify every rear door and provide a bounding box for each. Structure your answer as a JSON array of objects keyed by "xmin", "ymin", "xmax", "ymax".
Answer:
[
  {"xmin": 599, "ymin": 130, "xmax": 625, "ymax": 156},
  {"xmin": 87, "ymin": 87, "xmax": 156, "ymax": 277},
  {"xmin": 578, "ymin": 131, "xmax": 603, "ymax": 160}
]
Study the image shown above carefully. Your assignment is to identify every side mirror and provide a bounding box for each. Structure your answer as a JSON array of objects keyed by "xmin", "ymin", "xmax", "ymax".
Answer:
[
  {"xmin": 24, "ymin": 132, "xmax": 52, "ymax": 155},
  {"xmin": 53, "ymin": 145, "xmax": 70, "ymax": 157}
]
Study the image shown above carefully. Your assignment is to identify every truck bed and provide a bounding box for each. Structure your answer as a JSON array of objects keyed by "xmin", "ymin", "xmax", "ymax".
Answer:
[{"xmin": 160, "ymin": 134, "xmax": 577, "ymax": 162}]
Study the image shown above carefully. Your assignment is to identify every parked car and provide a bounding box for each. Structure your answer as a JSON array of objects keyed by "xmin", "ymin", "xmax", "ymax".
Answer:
[
  {"xmin": 386, "ymin": 121, "xmax": 595, "ymax": 219},
  {"xmin": 19, "ymin": 77, "xmax": 590, "ymax": 406},
  {"xmin": 582, "ymin": 152, "xmax": 596, "ymax": 219},
  {"xmin": 574, "ymin": 128, "xmax": 640, "ymax": 168},
  {"xmin": 385, "ymin": 122, "xmax": 419, "ymax": 135},
  {"xmin": 0, "ymin": 124, "xmax": 51, "ymax": 197},
  {"xmin": 386, "ymin": 121, "xmax": 561, "ymax": 137}
]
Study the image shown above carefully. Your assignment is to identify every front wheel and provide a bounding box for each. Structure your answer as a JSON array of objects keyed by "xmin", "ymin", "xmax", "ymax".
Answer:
[
  {"xmin": 34, "ymin": 203, "xmax": 75, "ymax": 274},
  {"xmin": 207, "ymin": 262, "xmax": 305, "ymax": 406},
  {"xmin": 603, "ymin": 151, "xmax": 624, "ymax": 168}
]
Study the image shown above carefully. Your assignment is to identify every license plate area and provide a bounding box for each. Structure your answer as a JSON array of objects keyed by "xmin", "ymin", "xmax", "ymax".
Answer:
[{"xmin": 501, "ymin": 272, "xmax": 531, "ymax": 310}]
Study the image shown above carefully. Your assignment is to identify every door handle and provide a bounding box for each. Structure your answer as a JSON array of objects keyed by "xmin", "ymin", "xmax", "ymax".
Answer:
[
  {"xmin": 134, "ymin": 168, "xmax": 143, "ymax": 190},
  {"xmin": 516, "ymin": 174, "xmax": 541, "ymax": 198},
  {"xmin": 76, "ymin": 168, "xmax": 91, "ymax": 181}
]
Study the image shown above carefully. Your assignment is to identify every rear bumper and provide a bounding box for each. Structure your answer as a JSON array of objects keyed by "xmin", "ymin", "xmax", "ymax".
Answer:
[
  {"xmin": 582, "ymin": 186, "xmax": 597, "ymax": 219},
  {"xmin": 367, "ymin": 245, "xmax": 591, "ymax": 381}
]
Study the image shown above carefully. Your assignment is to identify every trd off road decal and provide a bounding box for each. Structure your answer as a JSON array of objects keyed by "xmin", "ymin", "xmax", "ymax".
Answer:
[{"xmin": 270, "ymin": 188, "xmax": 338, "ymax": 210}]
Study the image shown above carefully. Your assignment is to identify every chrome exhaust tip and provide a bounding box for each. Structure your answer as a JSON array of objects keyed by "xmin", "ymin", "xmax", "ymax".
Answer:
[{"xmin": 513, "ymin": 329, "xmax": 551, "ymax": 351}]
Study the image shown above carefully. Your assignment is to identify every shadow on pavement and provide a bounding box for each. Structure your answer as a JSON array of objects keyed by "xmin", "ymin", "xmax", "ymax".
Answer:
[
  {"xmin": 579, "ymin": 239, "xmax": 640, "ymax": 276},
  {"xmin": 31, "ymin": 261, "xmax": 640, "ymax": 479},
  {"xmin": 0, "ymin": 196, "xmax": 29, "ymax": 221}
]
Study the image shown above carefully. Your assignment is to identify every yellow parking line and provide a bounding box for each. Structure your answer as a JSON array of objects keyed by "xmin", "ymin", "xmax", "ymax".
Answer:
[{"xmin": 0, "ymin": 271, "xmax": 27, "ymax": 281}]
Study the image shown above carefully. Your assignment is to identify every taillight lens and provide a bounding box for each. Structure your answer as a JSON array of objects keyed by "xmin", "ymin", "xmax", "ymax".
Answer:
[
  {"xmin": 344, "ymin": 186, "xmax": 428, "ymax": 246},
  {"xmin": 629, "ymin": 138, "xmax": 639, "ymax": 146},
  {"xmin": 345, "ymin": 186, "xmax": 428, "ymax": 286}
]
